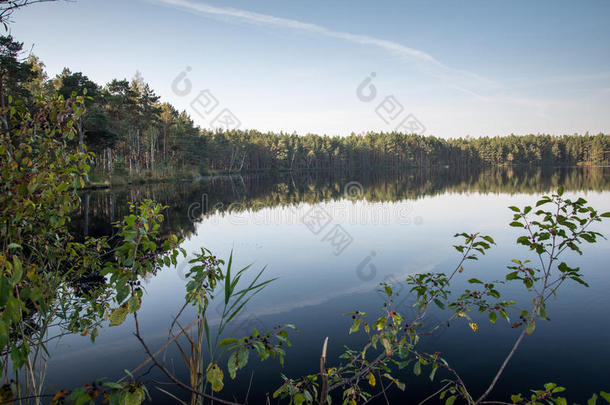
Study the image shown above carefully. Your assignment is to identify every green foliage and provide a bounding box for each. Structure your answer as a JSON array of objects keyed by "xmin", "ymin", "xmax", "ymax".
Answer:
[
  {"xmin": 2, "ymin": 36, "xmax": 609, "ymax": 402},
  {"xmin": 0, "ymin": 94, "xmax": 101, "ymax": 387},
  {"xmin": 274, "ymin": 190, "xmax": 608, "ymax": 404},
  {"xmin": 101, "ymin": 198, "xmax": 184, "ymax": 329},
  {"xmin": 167, "ymin": 248, "xmax": 294, "ymax": 401},
  {"xmin": 508, "ymin": 384, "xmax": 610, "ymax": 405},
  {"xmin": 6, "ymin": 35, "xmax": 610, "ymax": 184},
  {"xmin": 0, "ymin": 93, "xmax": 189, "ymax": 402},
  {"xmin": 0, "ymin": 86, "xmax": 293, "ymax": 403}
]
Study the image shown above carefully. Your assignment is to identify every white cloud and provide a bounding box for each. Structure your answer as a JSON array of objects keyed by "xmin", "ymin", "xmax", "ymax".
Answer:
[
  {"xmin": 149, "ymin": 0, "xmax": 496, "ymax": 91},
  {"xmin": 147, "ymin": 0, "xmax": 610, "ymax": 136}
]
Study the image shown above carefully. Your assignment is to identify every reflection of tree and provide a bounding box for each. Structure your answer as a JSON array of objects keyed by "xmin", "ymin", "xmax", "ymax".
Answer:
[{"xmin": 73, "ymin": 166, "xmax": 610, "ymax": 240}]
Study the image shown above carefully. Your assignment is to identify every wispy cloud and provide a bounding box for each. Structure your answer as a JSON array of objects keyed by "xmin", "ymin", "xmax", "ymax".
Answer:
[
  {"xmin": 148, "ymin": 0, "xmax": 496, "ymax": 90},
  {"xmin": 147, "ymin": 0, "xmax": 610, "ymax": 125}
]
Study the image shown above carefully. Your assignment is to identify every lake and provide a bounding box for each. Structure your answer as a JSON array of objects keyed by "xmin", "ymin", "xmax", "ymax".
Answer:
[{"xmin": 49, "ymin": 166, "xmax": 610, "ymax": 403}]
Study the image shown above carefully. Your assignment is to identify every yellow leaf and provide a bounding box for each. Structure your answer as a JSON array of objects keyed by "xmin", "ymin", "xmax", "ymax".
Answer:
[
  {"xmin": 367, "ymin": 372, "xmax": 376, "ymax": 387},
  {"xmin": 206, "ymin": 363, "xmax": 224, "ymax": 392},
  {"xmin": 469, "ymin": 322, "xmax": 479, "ymax": 332},
  {"xmin": 50, "ymin": 390, "xmax": 67, "ymax": 404},
  {"xmin": 457, "ymin": 311, "xmax": 466, "ymax": 318},
  {"xmin": 123, "ymin": 388, "xmax": 144, "ymax": 405},
  {"xmin": 81, "ymin": 328, "xmax": 89, "ymax": 336}
]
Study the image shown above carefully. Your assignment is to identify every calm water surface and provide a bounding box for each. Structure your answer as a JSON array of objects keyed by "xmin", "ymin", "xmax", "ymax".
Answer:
[{"xmin": 49, "ymin": 167, "xmax": 610, "ymax": 403}]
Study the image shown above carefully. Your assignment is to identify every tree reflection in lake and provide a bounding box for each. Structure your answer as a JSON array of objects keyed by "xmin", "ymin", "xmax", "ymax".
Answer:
[{"xmin": 74, "ymin": 166, "xmax": 610, "ymax": 241}]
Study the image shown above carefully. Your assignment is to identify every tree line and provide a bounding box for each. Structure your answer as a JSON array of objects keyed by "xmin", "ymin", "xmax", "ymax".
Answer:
[{"xmin": 2, "ymin": 34, "xmax": 608, "ymax": 182}]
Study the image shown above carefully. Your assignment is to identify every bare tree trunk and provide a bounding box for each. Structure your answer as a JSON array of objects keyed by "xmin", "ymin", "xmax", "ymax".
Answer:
[
  {"xmin": 238, "ymin": 151, "xmax": 246, "ymax": 172},
  {"xmin": 150, "ymin": 132, "xmax": 155, "ymax": 172}
]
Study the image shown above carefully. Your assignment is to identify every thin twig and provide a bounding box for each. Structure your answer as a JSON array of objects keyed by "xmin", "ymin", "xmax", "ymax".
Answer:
[
  {"xmin": 119, "ymin": 316, "xmax": 203, "ymax": 383},
  {"xmin": 132, "ymin": 312, "xmax": 241, "ymax": 405},
  {"xmin": 376, "ymin": 370, "xmax": 390, "ymax": 405},
  {"xmin": 156, "ymin": 386, "xmax": 188, "ymax": 405},
  {"xmin": 475, "ymin": 328, "xmax": 527, "ymax": 404},
  {"xmin": 418, "ymin": 382, "xmax": 452, "ymax": 405}
]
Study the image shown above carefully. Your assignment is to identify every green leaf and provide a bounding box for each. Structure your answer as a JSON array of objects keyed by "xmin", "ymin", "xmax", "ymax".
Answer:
[
  {"xmin": 74, "ymin": 393, "xmax": 92, "ymax": 405},
  {"xmin": 482, "ymin": 235, "xmax": 495, "ymax": 244},
  {"xmin": 517, "ymin": 236, "xmax": 530, "ymax": 245},
  {"xmin": 218, "ymin": 338, "xmax": 237, "ymax": 347},
  {"xmin": 227, "ymin": 351, "xmax": 238, "ymax": 379},
  {"xmin": 588, "ymin": 393, "xmax": 598, "ymax": 405},
  {"xmin": 0, "ymin": 278, "xmax": 9, "ymax": 307},
  {"xmin": 554, "ymin": 397, "xmax": 567, "ymax": 405},
  {"xmin": 11, "ymin": 256, "xmax": 23, "ymax": 285},
  {"xmin": 445, "ymin": 395, "xmax": 457, "ymax": 405},
  {"xmin": 349, "ymin": 318, "xmax": 361, "ymax": 334},
  {"xmin": 557, "ymin": 186, "xmax": 564, "ymax": 196},
  {"xmin": 0, "ymin": 320, "xmax": 9, "ymax": 351},
  {"xmin": 109, "ymin": 306, "xmax": 128, "ymax": 327},
  {"xmin": 468, "ymin": 278, "xmax": 483, "ymax": 284},
  {"xmin": 225, "ymin": 251, "xmax": 233, "ymax": 304},
  {"xmin": 413, "ymin": 360, "xmax": 421, "ymax": 376},
  {"xmin": 227, "ymin": 346, "xmax": 249, "ymax": 379},
  {"xmin": 539, "ymin": 304, "xmax": 549, "ymax": 320},
  {"xmin": 127, "ymin": 295, "xmax": 141, "ymax": 313},
  {"xmin": 429, "ymin": 364, "xmax": 438, "ymax": 381},
  {"xmin": 599, "ymin": 391, "xmax": 610, "ymax": 402},
  {"xmin": 489, "ymin": 311, "xmax": 497, "ymax": 324},
  {"xmin": 116, "ymin": 283, "xmax": 130, "ymax": 304},
  {"xmin": 511, "ymin": 394, "xmax": 524, "ymax": 403},
  {"xmin": 433, "ymin": 298, "xmax": 445, "ymax": 310}
]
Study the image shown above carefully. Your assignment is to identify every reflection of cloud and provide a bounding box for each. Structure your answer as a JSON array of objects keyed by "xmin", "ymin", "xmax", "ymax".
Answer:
[{"xmin": 210, "ymin": 259, "xmax": 444, "ymax": 321}]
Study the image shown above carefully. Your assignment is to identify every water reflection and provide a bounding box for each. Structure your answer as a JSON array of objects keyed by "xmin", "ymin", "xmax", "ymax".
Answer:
[
  {"xmin": 57, "ymin": 166, "xmax": 610, "ymax": 404},
  {"xmin": 75, "ymin": 166, "xmax": 610, "ymax": 240}
]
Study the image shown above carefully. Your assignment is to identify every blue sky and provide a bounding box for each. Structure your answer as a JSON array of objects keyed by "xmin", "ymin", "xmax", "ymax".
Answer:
[{"xmin": 11, "ymin": 0, "xmax": 610, "ymax": 138}]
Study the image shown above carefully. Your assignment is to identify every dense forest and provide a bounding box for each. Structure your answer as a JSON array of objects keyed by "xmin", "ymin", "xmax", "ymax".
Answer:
[{"xmin": 2, "ymin": 34, "xmax": 608, "ymax": 183}]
